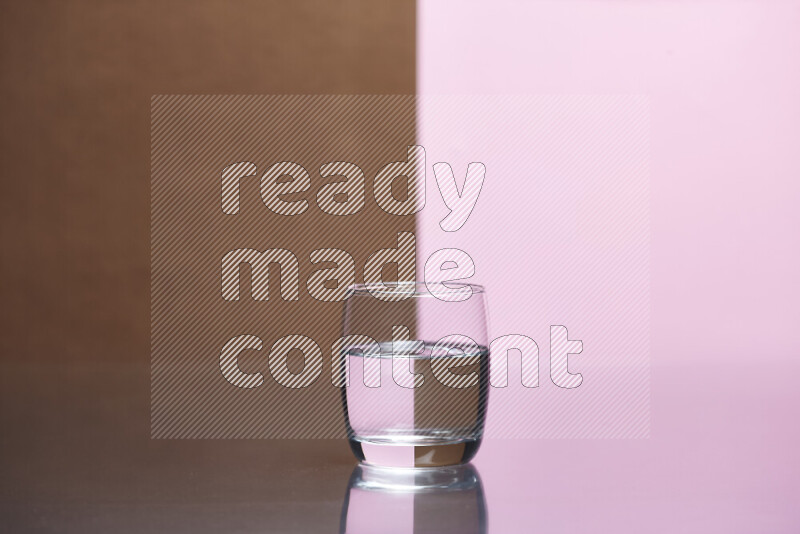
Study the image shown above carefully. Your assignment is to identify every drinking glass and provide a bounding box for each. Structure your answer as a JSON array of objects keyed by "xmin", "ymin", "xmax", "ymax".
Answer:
[{"xmin": 339, "ymin": 281, "xmax": 489, "ymax": 468}]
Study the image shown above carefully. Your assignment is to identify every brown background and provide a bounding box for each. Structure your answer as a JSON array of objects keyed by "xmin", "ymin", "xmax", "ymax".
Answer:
[
  {"xmin": 1, "ymin": 0, "xmax": 415, "ymax": 530},
  {"xmin": 151, "ymin": 95, "xmax": 416, "ymax": 438}
]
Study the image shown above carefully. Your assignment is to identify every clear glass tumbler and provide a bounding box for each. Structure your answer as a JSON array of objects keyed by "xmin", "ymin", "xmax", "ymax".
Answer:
[{"xmin": 339, "ymin": 282, "xmax": 489, "ymax": 468}]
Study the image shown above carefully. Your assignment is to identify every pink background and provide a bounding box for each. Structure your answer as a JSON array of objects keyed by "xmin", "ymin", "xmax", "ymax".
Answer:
[
  {"xmin": 418, "ymin": 0, "xmax": 799, "ymax": 531},
  {"xmin": 417, "ymin": 94, "xmax": 650, "ymax": 439}
]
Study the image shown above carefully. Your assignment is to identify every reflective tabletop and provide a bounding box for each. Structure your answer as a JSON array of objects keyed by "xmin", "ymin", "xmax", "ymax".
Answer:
[{"xmin": 2, "ymin": 360, "xmax": 798, "ymax": 533}]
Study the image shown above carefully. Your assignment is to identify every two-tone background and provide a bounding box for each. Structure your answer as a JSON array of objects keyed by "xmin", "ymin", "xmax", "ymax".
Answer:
[{"xmin": 2, "ymin": 1, "xmax": 799, "ymax": 532}]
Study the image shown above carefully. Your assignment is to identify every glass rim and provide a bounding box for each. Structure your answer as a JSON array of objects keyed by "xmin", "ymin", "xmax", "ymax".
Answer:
[{"xmin": 347, "ymin": 281, "xmax": 485, "ymax": 297}]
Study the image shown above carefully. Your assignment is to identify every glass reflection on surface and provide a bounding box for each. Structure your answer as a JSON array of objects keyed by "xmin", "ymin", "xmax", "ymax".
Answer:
[{"xmin": 340, "ymin": 463, "xmax": 487, "ymax": 533}]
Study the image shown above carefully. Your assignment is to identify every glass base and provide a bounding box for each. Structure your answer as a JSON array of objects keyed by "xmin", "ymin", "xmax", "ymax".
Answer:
[
  {"xmin": 349, "ymin": 437, "xmax": 482, "ymax": 468},
  {"xmin": 348, "ymin": 463, "xmax": 483, "ymax": 493}
]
